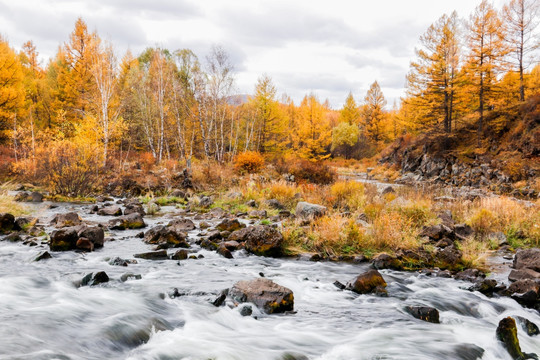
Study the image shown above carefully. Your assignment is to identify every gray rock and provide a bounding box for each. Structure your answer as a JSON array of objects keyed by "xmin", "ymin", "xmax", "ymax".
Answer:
[
  {"xmin": 109, "ymin": 213, "xmax": 146, "ymax": 230},
  {"xmin": 514, "ymin": 248, "xmax": 540, "ymax": 273},
  {"xmin": 405, "ymin": 306, "xmax": 440, "ymax": 323},
  {"xmin": 50, "ymin": 212, "xmax": 82, "ymax": 228},
  {"xmin": 229, "ymin": 225, "xmax": 283, "ymax": 257},
  {"xmin": 295, "ymin": 202, "xmax": 327, "ymax": 219}
]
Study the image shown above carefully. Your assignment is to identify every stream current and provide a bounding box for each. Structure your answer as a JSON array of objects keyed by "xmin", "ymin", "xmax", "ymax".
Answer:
[{"xmin": 0, "ymin": 201, "xmax": 539, "ymax": 360}]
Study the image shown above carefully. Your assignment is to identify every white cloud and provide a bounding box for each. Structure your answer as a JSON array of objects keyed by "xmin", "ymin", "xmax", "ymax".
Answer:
[{"xmin": 0, "ymin": 0, "xmax": 512, "ymax": 108}]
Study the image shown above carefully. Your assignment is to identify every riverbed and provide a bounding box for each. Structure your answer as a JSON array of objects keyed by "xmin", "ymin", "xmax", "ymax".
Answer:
[{"xmin": 0, "ymin": 201, "xmax": 538, "ymax": 360}]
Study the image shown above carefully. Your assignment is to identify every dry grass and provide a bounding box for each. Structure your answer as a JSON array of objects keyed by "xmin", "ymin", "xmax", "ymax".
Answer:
[
  {"xmin": 0, "ymin": 195, "xmax": 27, "ymax": 216},
  {"xmin": 330, "ymin": 180, "xmax": 365, "ymax": 210}
]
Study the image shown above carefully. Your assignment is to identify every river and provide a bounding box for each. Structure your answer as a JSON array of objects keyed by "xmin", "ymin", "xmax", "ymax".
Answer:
[{"xmin": 0, "ymin": 201, "xmax": 538, "ymax": 360}]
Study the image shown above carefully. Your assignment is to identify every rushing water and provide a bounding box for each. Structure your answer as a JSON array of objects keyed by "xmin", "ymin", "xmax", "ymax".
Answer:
[{"xmin": 0, "ymin": 201, "xmax": 539, "ymax": 360}]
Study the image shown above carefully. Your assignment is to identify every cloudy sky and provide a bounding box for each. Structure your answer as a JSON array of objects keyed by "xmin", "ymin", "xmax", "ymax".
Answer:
[{"xmin": 0, "ymin": 0, "xmax": 508, "ymax": 108}]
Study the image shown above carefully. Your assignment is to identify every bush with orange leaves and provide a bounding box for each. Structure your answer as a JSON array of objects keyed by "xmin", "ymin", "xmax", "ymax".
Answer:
[{"xmin": 233, "ymin": 151, "xmax": 265, "ymax": 174}]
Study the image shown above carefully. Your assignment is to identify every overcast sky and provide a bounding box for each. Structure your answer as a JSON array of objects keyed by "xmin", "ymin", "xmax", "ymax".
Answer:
[{"xmin": 0, "ymin": 0, "xmax": 509, "ymax": 108}]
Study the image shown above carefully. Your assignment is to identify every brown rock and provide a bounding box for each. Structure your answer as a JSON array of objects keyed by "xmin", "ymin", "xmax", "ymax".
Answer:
[
  {"xmin": 229, "ymin": 278, "xmax": 294, "ymax": 314},
  {"xmin": 347, "ymin": 269, "xmax": 387, "ymax": 294}
]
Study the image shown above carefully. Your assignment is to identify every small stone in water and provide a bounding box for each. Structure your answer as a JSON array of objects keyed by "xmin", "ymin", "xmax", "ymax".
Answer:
[
  {"xmin": 333, "ymin": 281, "xmax": 346, "ymax": 290},
  {"xmin": 120, "ymin": 273, "xmax": 142, "ymax": 282},
  {"xmin": 239, "ymin": 304, "xmax": 252, "ymax": 316},
  {"xmin": 259, "ymin": 272, "xmax": 265, "ymax": 277}
]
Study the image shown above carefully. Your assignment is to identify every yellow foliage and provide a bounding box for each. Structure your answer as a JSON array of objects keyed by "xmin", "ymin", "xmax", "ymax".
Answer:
[
  {"xmin": 330, "ymin": 180, "xmax": 365, "ymax": 210},
  {"xmin": 233, "ymin": 151, "xmax": 265, "ymax": 174}
]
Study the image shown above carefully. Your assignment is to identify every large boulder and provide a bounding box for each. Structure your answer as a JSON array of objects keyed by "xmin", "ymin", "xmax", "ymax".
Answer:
[
  {"xmin": 109, "ymin": 213, "xmax": 146, "ymax": 230},
  {"xmin": 0, "ymin": 213, "xmax": 16, "ymax": 234},
  {"xmin": 50, "ymin": 227, "xmax": 79, "ymax": 251},
  {"xmin": 168, "ymin": 218, "xmax": 196, "ymax": 232},
  {"xmin": 143, "ymin": 225, "xmax": 189, "ymax": 248},
  {"xmin": 229, "ymin": 278, "xmax": 294, "ymax": 314},
  {"xmin": 229, "ymin": 225, "xmax": 283, "ymax": 257},
  {"xmin": 97, "ymin": 205, "xmax": 123, "ymax": 216},
  {"xmin": 514, "ymin": 248, "xmax": 540, "ymax": 273},
  {"xmin": 51, "ymin": 212, "xmax": 82, "ymax": 228},
  {"xmin": 295, "ymin": 202, "xmax": 327, "ymax": 219},
  {"xmin": 347, "ymin": 269, "xmax": 387, "ymax": 295}
]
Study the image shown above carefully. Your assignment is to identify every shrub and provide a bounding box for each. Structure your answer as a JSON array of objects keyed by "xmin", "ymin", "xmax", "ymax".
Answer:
[
  {"xmin": 234, "ymin": 151, "xmax": 265, "ymax": 174},
  {"xmin": 265, "ymin": 181, "xmax": 299, "ymax": 208},
  {"xmin": 36, "ymin": 140, "xmax": 100, "ymax": 196},
  {"xmin": 288, "ymin": 159, "xmax": 336, "ymax": 185}
]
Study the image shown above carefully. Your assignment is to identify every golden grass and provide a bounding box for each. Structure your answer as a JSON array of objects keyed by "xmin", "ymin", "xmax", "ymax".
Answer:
[
  {"xmin": 0, "ymin": 195, "xmax": 27, "ymax": 216},
  {"xmin": 330, "ymin": 180, "xmax": 365, "ymax": 210}
]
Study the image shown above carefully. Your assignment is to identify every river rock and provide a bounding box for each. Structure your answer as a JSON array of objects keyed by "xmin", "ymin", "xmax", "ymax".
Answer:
[
  {"xmin": 81, "ymin": 271, "xmax": 109, "ymax": 286},
  {"xmin": 0, "ymin": 213, "xmax": 16, "ymax": 234},
  {"xmin": 216, "ymin": 219, "xmax": 245, "ymax": 232},
  {"xmin": 212, "ymin": 289, "xmax": 228, "ymax": 307},
  {"xmin": 97, "ymin": 205, "xmax": 123, "ymax": 216},
  {"xmin": 217, "ymin": 244, "xmax": 233, "ymax": 259},
  {"xmin": 509, "ymin": 269, "xmax": 540, "ymax": 282},
  {"xmin": 168, "ymin": 218, "xmax": 196, "ymax": 232},
  {"xmin": 51, "ymin": 212, "xmax": 82, "ymax": 228},
  {"xmin": 455, "ymin": 269, "xmax": 485, "ymax": 282},
  {"xmin": 144, "ymin": 225, "xmax": 189, "ymax": 249},
  {"xmin": 371, "ymin": 253, "xmax": 402, "ymax": 270},
  {"xmin": 30, "ymin": 192, "xmax": 44, "ymax": 202},
  {"xmin": 496, "ymin": 317, "xmax": 532, "ymax": 360},
  {"xmin": 405, "ymin": 306, "xmax": 440, "ymax": 323},
  {"xmin": 347, "ymin": 269, "xmax": 387, "ymax": 295},
  {"xmin": 514, "ymin": 248, "xmax": 540, "ymax": 273},
  {"xmin": 454, "ymin": 224, "xmax": 474, "ymax": 239},
  {"xmin": 229, "ymin": 278, "xmax": 294, "ymax": 314},
  {"xmin": 134, "ymin": 250, "xmax": 168, "ymax": 260},
  {"xmin": 222, "ymin": 240, "xmax": 241, "ymax": 251},
  {"xmin": 34, "ymin": 251, "xmax": 52, "ymax": 261},
  {"xmin": 170, "ymin": 249, "xmax": 189, "ymax": 260},
  {"xmin": 124, "ymin": 203, "xmax": 145, "ymax": 216},
  {"xmin": 229, "ymin": 225, "xmax": 283, "ymax": 257},
  {"xmin": 434, "ymin": 245, "xmax": 462, "ymax": 269},
  {"xmin": 295, "ymin": 202, "xmax": 327, "ymax": 219},
  {"xmin": 516, "ymin": 316, "xmax": 540, "ymax": 337},
  {"xmin": 50, "ymin": 227, "xmax": 79, "ymax": 251},
  {"xmin": 419, "ymin": 224, "xmax": 454, "ymax": 241},
  {"xmin": 78, "ymin": 226, "xmax": 105, "ymax": 248},
  {"xmin": 109, "ymin": 213, "xmax": 146, "ymax": 230},
  {"xmin": 120, "ymin": 273, "xmax": 142, "ymax": 282}
]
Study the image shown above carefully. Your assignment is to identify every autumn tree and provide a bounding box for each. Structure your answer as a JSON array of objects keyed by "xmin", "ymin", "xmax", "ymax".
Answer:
[
  {"xmin": 0, "ymin": 38, "xmax": 24, "ymax": 144},
  {"xmin": 405, "ymin": 12, "xmax": 461, "ymax": 133},
  {"xmin": 331, "ymin": 121, "xmax": 359, "ymax": 159},
  {"xmin": 292, "ymin": 93, "xmax": 331, "ymax": 160},
  {"xmin": 51, "ymin": 18, "xmax": 97, "ymax": 132},
  {"xmin": 503, "ymin": 0, "xmax": 540, "ymax": 101},
  {"xmin": 249, "ymin": 74, "xmax": 286, "ymax": 154},
  {"xmin": 339, "ymin": 92, "xmax": 361, "ymax": 125},
  {"xmin": 362, "ymin": 81, "xmax": 387, "ymax": 142},
  {"xmin": 465, "ymin": 0, "xmax": 508, "ymax": 143}
]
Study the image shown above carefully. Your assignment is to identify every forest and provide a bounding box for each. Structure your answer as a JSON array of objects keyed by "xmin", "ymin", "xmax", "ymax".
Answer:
[{"xmin": 0, "ymin": 0, "xmax": 538, "ymax": 196}]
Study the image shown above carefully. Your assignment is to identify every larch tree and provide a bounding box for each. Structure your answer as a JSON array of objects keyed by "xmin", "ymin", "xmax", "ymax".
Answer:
[
  {"xmin": 405, "ymin": 11, "xmax": 461, "ymax": 133},
  {"xmin": 250, "ymin": 74, "xmax": 285, "ymax": 154},
  {"xmin": 465, "ymin": 0, "xmax": 508, "ymax": 144},
  {"xmin": 362, "ymin": 81, "xmax": 387, "ymax": 142},
  {"xmin": 0, "ymin": 38, "xmax": 24, "ymax": 145},
  {"xmin": 502, "ymin": 0, "xmax": 540, "ymax": 101},
  {"xmin": 52, "ymin": 18, "xmax": 97, "ymax": 131},
  {"xmin": 339, "ymin": 92, "xmax": 361, "ymax": 125},
  {"xmin": 293, "ymin": 93, "xmax": 331, "ymax": 160}
]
